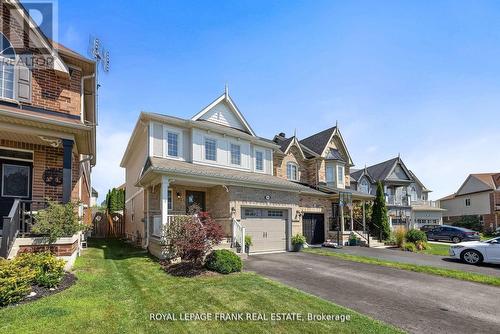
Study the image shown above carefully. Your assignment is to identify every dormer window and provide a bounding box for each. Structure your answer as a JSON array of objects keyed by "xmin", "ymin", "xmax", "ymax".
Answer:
[
  {"xmin": 287, "ymin": 162, "xmax": 298, "ymax": 181},
  {"xmin": 0, "ymin": 33, "xmax": 15, "ymax": 100},
  {"xmin": 359, "ymin": 178, "xmax": 370, "ymax": 194}
]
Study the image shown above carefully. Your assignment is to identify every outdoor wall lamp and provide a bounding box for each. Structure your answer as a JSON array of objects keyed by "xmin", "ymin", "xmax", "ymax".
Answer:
[{"xmin": 176, "ymin": 192, "xmax": 181, "ymax": 199}]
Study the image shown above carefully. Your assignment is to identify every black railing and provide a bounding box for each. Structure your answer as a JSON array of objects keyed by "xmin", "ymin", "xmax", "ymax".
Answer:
[
  {"xmin": 18, "ymin": 200, "xmax": 48, "ymax": 237},
  {"xmin": 0, "ymin": 199, "xmax": 21, "ymax": 258}
]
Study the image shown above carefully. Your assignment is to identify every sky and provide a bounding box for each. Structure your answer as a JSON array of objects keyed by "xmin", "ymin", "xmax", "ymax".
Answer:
[{"xmin": 49, "ymin": 0, "xmax": 500, "ymax": 202}]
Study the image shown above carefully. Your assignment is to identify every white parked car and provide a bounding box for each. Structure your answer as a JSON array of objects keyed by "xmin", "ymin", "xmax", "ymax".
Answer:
[{"xmin": 449, "ymin": 237, "xmax": 500, "ymax": 265}]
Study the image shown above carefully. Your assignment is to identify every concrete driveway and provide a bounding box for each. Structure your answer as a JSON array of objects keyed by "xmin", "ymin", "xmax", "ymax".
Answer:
[{"xmin": 245, "ymin": 252, "xmax": 500, "ymax": 334}]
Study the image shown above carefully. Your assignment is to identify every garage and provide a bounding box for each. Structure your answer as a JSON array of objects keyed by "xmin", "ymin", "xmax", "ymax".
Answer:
[
  {"xmin": 302, "ymin": 213, "xmax": 325, "ymax": 245},
  {"xmin": 240, "ymin": 208, "xmax": 288, "ymax": 253}
]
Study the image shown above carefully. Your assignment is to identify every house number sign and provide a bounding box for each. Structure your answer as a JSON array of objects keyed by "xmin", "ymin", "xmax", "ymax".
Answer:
[{"xmin": 264, "ymin": 195, "xmax": 271, "ymax": 200}]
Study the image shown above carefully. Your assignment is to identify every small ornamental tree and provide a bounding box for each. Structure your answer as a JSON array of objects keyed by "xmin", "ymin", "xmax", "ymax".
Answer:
[
  {"xmin": 32, "ymin": 200, "xmax": 85, "ymax": 244},
  {"xmin": 371, "ymin": 181, "xmax": 391, "ymax": 240},
  {"xmin": 163, "ymin": 211, "xmax": 224, "ymax": 264}
]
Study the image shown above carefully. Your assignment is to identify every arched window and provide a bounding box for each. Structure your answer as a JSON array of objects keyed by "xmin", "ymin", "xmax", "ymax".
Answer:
[
  {"xmin": 286, "ymin": 162, "xmax": 298, "ymax": 181},
  {"xmin": 358, "ymin": 177, "xmax": 370, "ymax": 194},
  {"xmin": 409, "ymin": 184, "xmax": 417, "ymax": 202},
  {"xmin": 0, "ymin": 33, "xmax": 15, "ymax": 100}
]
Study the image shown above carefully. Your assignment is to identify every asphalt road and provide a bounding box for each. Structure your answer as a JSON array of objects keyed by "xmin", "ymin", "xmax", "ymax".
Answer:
[
  {"xmin": 245, "ymin": 252, "xmax": 500, "ymax": 334},
  {"xmin": 320, "ymin": 246, "xmax": 500, "ymax": 277}
]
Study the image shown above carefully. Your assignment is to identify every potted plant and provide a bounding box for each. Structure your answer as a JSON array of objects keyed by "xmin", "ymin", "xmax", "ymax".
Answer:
[
  {"xmin": 245, "ymin": 235, "xmax": 252, "ymax": 254},
  {"xmin": 291, "ymin": 234, "xmax": 306, "ymax": 252},
  {"xmin": 348, "ymin": 232, "xmax": 358, "ymax": 246}
]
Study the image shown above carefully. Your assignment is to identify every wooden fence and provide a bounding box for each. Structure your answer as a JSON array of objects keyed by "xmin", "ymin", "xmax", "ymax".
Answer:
[{"xmin": 92, "ymin": 212, "xmax": 125, "ymax": 238}]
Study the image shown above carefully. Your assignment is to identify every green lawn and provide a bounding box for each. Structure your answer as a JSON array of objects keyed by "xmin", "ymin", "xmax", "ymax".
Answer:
[
  {"xmin": 304, "ymin": 248, "xmax": 500, "ymax": 287},
  {"xmin": 418, "ymin": 243, "xmax": 450, "ymax": 256},
  {"xmin": 0, "ymin": 240, "xmax": 401, "ymax": 334}
]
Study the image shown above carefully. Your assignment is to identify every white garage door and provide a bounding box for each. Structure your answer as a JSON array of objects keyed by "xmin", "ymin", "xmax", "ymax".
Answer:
[{"xmin": 241, "ymin": 208, "xmax": 287, "ymax": 253}]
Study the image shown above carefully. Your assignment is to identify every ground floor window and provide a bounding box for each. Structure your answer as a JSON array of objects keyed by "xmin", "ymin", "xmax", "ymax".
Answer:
[{"xmin": 2, "ymin": 164, "xmax": 30, "ymax": 197}]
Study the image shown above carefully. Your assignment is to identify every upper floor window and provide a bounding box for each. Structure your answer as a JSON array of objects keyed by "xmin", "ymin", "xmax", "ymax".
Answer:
[
  {"xmin": 409, "ymin": 184, "xmax": 417, "ymax": 201},
  {"xmin": 0, "ymin": 34, "xmax": 15, "ymax": 100},
  {"xmin": 255, "ymin": 151, "xmax": 264, "ymax": 171},
  {"xmin": 465, "ymin": 198, "xmax": 471, "ymax": 207},
  {"xmin": 167, "ymin": 132, "xmax": 178, "ymax": 157},
  {"xmin": 337, "ymin": 165, "xmax": 344, "ymax": 186},
  {"xmin": 205, "ymin": 138, "xmax": 217, "ymax": 161},
  {"xmin": 287, "ymin": 162, "xmax": 298, "ymax": 181},
  {"xmin": 359, "ymin": 178, "xmax": 370, "ymax": 194},
  {"xmin": 230, "ymin": 143, "xmax": 241, "ymax": 165},
  {"xmin": 326, "ymin": 166, "xmax": 334, "ymax": 183}
]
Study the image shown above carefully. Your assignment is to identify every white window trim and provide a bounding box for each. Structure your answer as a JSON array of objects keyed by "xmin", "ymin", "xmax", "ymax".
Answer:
[
  {"xmin": 229, "ymin": 142, "xmax": 241, "ymax": 166},
  {"xmin": 1, "ymin": 163, "xmax": 30, "ymax": 198},
  {"xmin": 203, "ymin": 136, "xmax": 218, "ymax": 162},
  {"xmin": 254, "ymin": 149, "xmax": 265, "ymax": 173},
  {"xmin": 0, "ymin": 53, "xmax": 17, "ymax": 103},
  {"xmin": 0, "ymin": 146, "xmax": 34, "ymax": 162},
  {"xmin": 286, "ymin": 162, "xmax": 299, "ymax": 181},
  {"xmin": 337, "ymin": 165, "xmax": 345, "ymax": 187},
  {"xmin": 163, "ymin": 126, "xmax": 183, "ymax": 160}
]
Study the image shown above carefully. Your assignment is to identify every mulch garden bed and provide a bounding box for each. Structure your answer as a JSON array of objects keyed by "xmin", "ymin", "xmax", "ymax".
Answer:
[
  {"xmin": 160, "ymin": 261, "xmax": 219, "ymax": 278},
  {"xmin": 12, "ymin": 272, "xmax": 77, "ymax": 307}
]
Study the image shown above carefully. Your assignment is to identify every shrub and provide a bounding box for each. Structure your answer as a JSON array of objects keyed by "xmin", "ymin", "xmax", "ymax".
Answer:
[
  {"xmin": 205, "ymin": 250, "xmax": 242, "ymax": 274},
  {"xmin": 0, "ymin": 259, "xmax": 34, "ymax": 306},
  {"xmin": 455, "ymin": 215, "xmax": 482, "ymax": 232},
  {"xmin": 13, "ymin": 252, "xmax": 65, "ymax": 288},
  {"xmin": 406, "ymin": 229, "xmax": 427, "ymax": 244},
  {"xmin": 162, "ymin": 212, "xmax": 224, "ymax": 263},
  {"xmin": 291, "ymin": 234, "xmax": 306, "ymax": 246},
  {"xmin": 385, "ymin": 233, "xmax": 397, "ymax": 246},
  {"xmin": 415, "ymin": 240, "xmax": 429, "ymax": 251},
  {"xmin": 403, "ymin": 242, "xmax": 416, "ymax": 252},
  {"xmin": 394, "ymin": 227, "xmax": 406, "ymax": 248},
  {"xmin": 32, "ymin": 200, "xmax": 85, "ymax": 244},
  {"xmin": 245, "ymin": 235, "xmax": 252, "ymax": 247}
]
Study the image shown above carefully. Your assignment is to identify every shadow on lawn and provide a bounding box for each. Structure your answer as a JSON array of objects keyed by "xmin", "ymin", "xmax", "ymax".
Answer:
[{"xmin": 87, "ymin": 238, "xmax": 153, "ymax": 261}]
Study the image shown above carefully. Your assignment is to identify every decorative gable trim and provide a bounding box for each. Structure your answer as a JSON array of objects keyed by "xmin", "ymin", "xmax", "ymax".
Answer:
[
  {"xmin": 385, "ymin": 158, "xmax": 413, "ymax": 182},
  {"xmin": 320, "ymin": 127, "xmax": 354, "ymax": 166},
  {"xmin": 283, "ymin": 137, "xmax": 306, "ymax": 160},
  {"xmin": 191, "ymin": 92, "xmax": 256, "ymax": 136}
]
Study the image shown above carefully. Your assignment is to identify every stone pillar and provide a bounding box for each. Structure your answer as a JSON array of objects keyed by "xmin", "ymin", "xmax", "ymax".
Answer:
[{"xmin": 62, "ymin": 139, "xmax": 73, "ymax": 204}]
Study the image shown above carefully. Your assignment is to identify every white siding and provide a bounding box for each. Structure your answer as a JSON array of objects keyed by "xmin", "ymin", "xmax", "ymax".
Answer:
[
  {"xmin": 199, "ymin": 101, "xmax": 246, "ymax": 132},
  {"xmin": 149, "ymin": 121, "xmax": 187, "ymax": 161},
  {"xmin": 191, "ymin": 128, "xmax": 253, "ymax": 171}
]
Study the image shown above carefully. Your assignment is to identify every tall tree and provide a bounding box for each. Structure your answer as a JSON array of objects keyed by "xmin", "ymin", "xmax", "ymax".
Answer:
[{"xmin": 371, "ymin": 181, "xmax": 391, "ymax": 240}]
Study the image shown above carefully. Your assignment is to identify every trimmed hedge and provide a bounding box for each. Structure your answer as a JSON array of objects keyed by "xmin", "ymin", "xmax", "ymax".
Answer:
[
  {"xmin": 0, "ymin": 259, "xmax": 34, "ymax": 307},
  {"xmin": 205, "ymin": 250, "xmax": 242, "ymax": 274}
]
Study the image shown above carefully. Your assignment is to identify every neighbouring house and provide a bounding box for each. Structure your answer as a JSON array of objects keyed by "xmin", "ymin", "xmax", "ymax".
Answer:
[
  {"xmin": 90, "ymin": 187, "xmax": 99, "ymax": 207},
  {"xmin": 121, "ymin": 89, "xmax": 374, "ymax": 257},
  {"xmin": 0, "ymin": 1, "xmax": 96, "ymax": 262},
  {"xmin": 350, "ymin": 157, "xmax": 445, "ymax": 229},
  {"xmin": 439, "ymin": 173, "xmax": 500, "ymax": 232}
]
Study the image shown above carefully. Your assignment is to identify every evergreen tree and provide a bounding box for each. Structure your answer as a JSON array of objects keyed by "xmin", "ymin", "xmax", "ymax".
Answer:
[{"xmin": 371, "ymin": 181, "xmax": 391, "ymax": 240}]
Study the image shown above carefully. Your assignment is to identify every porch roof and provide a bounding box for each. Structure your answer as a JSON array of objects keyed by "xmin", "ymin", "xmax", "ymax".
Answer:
[
  {"xmin": 315, "ymin": 184, "xmax": 375, "ymax": 200},
  {"xmin": 138, "ymin": 157, "xmax": 328, "ymax": 196}
]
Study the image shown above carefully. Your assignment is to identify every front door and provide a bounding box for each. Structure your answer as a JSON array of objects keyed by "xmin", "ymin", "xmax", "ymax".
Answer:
[
  {"xmin": 302, "ymin": 213, "xmax": 325, "ymax": 244},
  {"xmin": 0, "ymin": 159, "xmax": 33, "ymax": 224},
  {"xmin": 185, "ymin": 191, "xmax": 206, "ymax": 213}
]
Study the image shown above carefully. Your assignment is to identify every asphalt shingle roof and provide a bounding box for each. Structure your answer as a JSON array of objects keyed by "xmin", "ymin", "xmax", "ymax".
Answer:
[
  {"xmin": 299, "ymin": 126, "xmax": 336, "ymax": 155},
  {"xmin": 144, "ymin": 157, "xmax": 327, "ymax": 195},
  {"xmin": 350, "ymin": 157, "xmax": 400, "ymax": 182}
]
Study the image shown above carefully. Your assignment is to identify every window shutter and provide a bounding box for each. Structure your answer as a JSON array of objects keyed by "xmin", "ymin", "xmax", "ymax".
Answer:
[{"xmin": 16, "ymin": 61, "xmax": 32, "ymax": 103}]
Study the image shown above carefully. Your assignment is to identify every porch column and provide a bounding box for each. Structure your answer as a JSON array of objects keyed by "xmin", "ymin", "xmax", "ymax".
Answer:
[
  {"xmin": 350, "ymin": 206, "xmax": 354, "ymax": 231},
  {"xmin": 161, "ymin": 176, "xmax": 170, "ymax": 229},
  {"xmin": 340, "ymin": 203, "xmax": 345, "ymax": 237},
  {"xmin": 62, "ymin": 139, "xmax": 73, "ymax": 204},
  {"xmin": 362, "ymin": 200, "xmax": 366, "ymax": 233}
]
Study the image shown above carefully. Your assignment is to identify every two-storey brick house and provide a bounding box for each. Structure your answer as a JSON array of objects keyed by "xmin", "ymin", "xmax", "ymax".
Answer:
[
  {"xmin": 122, "ymin": 90, "xmax": 374, "ymax": 256},
  {"xmin": 0, "ymin": 1, "xmax": 96, "ymax": 259}
]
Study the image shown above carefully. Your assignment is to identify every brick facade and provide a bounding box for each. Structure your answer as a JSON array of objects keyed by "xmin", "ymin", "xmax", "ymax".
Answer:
[{"xmin": 1, "ymin": 2, "xmax": 82, "ymax": 118}]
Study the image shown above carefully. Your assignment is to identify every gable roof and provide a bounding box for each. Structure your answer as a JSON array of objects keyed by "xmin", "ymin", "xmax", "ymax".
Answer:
[
  {"xmin": 300, "ymin": 126, "xmax": 336, "ymax": 155},
  {"xmin": 299, "ymin": 126, "xmax": 354, "ymax": 165},
  {"xmin": 455, "ymin": 173, "xmax": 499, "ymax": 196},
  {"xmin": 350, "ymin": 157, "xmax": 416, "ymax": 184},
  {"xmin": 191, "ymin": 91, "xmax": 256, "ymax": 136},
  {"xmin": 275, "ymin": 136, "xmax": 307, "ymax": 159}
]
